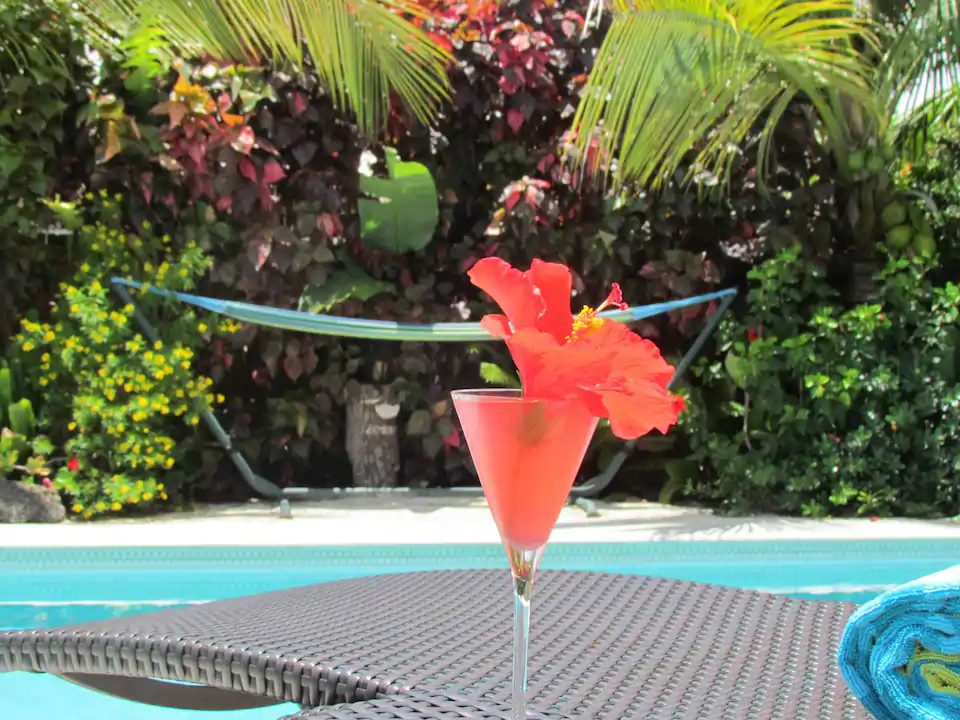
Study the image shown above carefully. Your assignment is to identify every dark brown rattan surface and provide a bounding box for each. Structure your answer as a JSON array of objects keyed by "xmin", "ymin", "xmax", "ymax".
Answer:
[{"xmin": 0, "ymin": 570, "xmax": 868, "ymax": 719}]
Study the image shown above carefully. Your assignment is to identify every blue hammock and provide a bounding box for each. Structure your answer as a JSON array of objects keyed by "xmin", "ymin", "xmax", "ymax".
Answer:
[
  {"xmin": 111, "ymin": 277, "xmax": 736, "ymax": 342},
  {"xmin": 110, "ymin": 277, "xmax": 736, "ymax": 517}
]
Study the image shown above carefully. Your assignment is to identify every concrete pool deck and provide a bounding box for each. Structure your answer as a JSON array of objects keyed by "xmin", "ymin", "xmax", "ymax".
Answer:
[{"xmin": 1, "ymin": 495, "xmax": 959, "ymax": 547}]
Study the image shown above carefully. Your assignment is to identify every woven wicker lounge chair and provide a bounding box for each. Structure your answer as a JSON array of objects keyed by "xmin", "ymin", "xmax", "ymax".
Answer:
[{"xmin": 0, "ymin": 570, "xmax": 868, "ymax": 719}]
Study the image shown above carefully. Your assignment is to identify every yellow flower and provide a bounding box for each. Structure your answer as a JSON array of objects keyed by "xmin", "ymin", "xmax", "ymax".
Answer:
[
  {"xmin": 197, "ymin": 323, "xmax": 208, "ymax": 333},
  {"xmin": 111, "ymin": 502, "xmax": 122, "ymax": 512},
  {"xmin": 43, "ymin": 331, "xmax": 55, "ymax": 342},
  {"xmin": 216, "ymin": 394, "xmax": 225, "ymax": 403},
  {"xmin": 39, "ymin": 377, "xmax": 48, "ymax": 386},
  {"xmin": 143, "ymin": 492, "xmax": 154, "ymax": 501},
  {"xmin": 165, "ymin": 458, "xmax": 175, "ymax": 468},
  {"xmin": 189, "ymin": 416, "xmax": 200, "ymax": 425},
  {"xmin": 80, "ymin": 263, "xmax": 90, "ymax": 273},
  {"xmin": 124, "ymin": 304, "xmax": 134, "ymax": 313},
  {"xmin": 68, "ymin": 422, "xmax": 77, "ymax": 431},
  {"xmin": 22, "ymin": 342, "xmax": 34, "ymax": 352},
  {"xmin": 72, "ymin": 504, "xmax": 83, "ymax": 514},
  {"xmin": 160, "ymin": 492, "xmax": 168, "ymax": 501}
]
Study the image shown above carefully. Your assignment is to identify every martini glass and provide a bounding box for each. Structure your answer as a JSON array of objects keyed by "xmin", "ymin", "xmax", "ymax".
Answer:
[{"xmin": 452, "ymin": 389, "xmax": 598, "ymax": 720}]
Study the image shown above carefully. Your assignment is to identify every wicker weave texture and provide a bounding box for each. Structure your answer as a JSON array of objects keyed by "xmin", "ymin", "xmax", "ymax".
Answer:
[
  {"xmin": 0, "ymin": 570, "xmax": 868, "ymax": 719},
  {"xmin": 277, "ymin": 691, "xmax": 570, "ymax": 720}
]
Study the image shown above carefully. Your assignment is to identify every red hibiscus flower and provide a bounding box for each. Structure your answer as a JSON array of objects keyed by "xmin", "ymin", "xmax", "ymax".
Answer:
[
  {"xmin": 66, "ymin": 457, "xmax": 80, "ymax": 472},
  {"xmin": 747, "ymin": 328, "xmax": 759, "ymax": 343},
  {"xmin": 468, "ymin": 257, "xmax": 685, "ymax": 439}
]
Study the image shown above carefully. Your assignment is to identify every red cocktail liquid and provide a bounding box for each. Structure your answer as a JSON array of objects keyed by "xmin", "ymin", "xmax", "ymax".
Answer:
[{"xmin": 452, "ymin": 389, "xmax": 598, "ymax": 550}]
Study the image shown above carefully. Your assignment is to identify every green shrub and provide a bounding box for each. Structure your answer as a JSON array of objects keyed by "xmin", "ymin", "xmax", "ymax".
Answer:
[
  {"xmin": 0, "ymin": 359, "xmax": 55, "ymax": 483},
  {"xmin": 0, "ymin": 1, "xmax": 95, "ymax": 344},
  {"xmin": 682, "ymin": 245, "xmax": 960, "ymax": 517},
  {"xmin": 13, "ymin": 194, "xmax": 230, "ymax": 518}
]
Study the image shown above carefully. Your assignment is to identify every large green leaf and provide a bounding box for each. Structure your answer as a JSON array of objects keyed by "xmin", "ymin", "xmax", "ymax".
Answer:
[
  {"xmin": 298, "ymin": 264, "xmax": 395, "ymax": 314},
  {"xmin": 358, "ymin": 147, "xmax": 439, "ymax": 253}
]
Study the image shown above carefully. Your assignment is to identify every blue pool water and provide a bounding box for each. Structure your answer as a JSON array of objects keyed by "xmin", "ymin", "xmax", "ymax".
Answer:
[{"xmin": 2, "ymin": 540, "xmax": 959, "ymax": 719}]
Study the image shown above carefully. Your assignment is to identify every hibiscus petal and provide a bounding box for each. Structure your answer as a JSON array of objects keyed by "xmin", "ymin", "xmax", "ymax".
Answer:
[
  {"xmin": 526, "ymin": 259, "xmax": 573, "ymax": 342},
  {"xmin": 591, "ymin": 321, "xmax": 674, "ymax": 385},
  {"xmin": 596, "ymin": 383, "xmax": 685, "ymax": 439},
  {"xmin": 479, "ymin": 314, "xmax": 513, "ymax": 339},
  {"xmin": 504, "ymin": 328, "xmax": 561, "ymax": 398},
  {"xmin": 469, "ymin": 258, "xmax": 543, "ymax": 331}
]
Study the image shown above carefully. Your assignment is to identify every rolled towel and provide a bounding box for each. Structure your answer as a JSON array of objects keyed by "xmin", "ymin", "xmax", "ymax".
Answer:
[{"xmin": 838, "ymin": 565, "xmax": 960, "ymax": 720}]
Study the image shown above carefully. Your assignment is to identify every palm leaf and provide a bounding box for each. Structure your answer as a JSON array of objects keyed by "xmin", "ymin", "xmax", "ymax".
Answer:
[
  {"xmin": 567, "ymin": 0, "xmax": 877, "ymax": 189},
  {"xmin": 875, "ymin": 1, "xmax": 960, "ymax": 149},
  {"xmin": 70, "ymin": 0, "xmax": 452, "ymax": 136}
]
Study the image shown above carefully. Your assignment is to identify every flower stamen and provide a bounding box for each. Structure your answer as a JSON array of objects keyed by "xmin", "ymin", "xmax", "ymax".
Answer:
[{"xmin": 566, "ymin": 283, "xmax": 629, "ymax": 344}]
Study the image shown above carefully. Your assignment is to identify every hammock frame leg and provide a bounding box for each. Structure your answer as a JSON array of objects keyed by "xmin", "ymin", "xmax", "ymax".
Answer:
[
  {"xmin": 112, "ymin": 283, "xmax": 327, "ymax": 516},
  {"xmin": 568, "ymin": 290, "xmax": 736, "ymax": 507}
]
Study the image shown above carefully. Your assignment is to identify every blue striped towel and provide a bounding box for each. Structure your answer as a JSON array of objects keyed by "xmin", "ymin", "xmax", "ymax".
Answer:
[{"xmin": 838, "ymin": 565, "xmax": 960, "ymax": 720}]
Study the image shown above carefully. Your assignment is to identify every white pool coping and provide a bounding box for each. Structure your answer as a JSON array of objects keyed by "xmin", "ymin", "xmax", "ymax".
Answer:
[{"xmin": 1, "ymin": 496, "xmax": 959, "ymax": 547}]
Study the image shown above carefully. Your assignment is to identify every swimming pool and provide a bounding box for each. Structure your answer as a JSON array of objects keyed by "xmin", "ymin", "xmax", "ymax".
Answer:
[{"xmin": 2, "ymin": 539, "xmax": 959, "ymax": 719}]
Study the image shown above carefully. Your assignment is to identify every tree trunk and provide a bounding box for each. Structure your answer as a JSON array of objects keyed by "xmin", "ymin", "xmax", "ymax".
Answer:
[{"xmin": 345, "ymin": 383, "xmax": 400, "ymax": 488}]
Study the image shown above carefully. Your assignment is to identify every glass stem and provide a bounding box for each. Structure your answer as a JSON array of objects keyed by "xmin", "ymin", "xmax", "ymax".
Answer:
[{"xmin": 508, "ymin": 546, "xmax": 542, "ymax": 720}]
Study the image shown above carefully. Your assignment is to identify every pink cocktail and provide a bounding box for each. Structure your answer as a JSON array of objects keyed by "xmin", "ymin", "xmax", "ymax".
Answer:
[
  {"xmin": 453, "ymin": 388, "xmax": 598, "ymax": 720},
  {"xmin": 453, "ymin": 389, "xmax": 597, "ymax": 550}
]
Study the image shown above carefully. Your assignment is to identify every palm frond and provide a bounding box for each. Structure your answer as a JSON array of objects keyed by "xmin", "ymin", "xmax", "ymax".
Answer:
[
  {"xmin": 567, "ymin": 0, "xmax": 877, "ymax": 189},
  {"xmin": 877, "ymin": 1, "xmax": 960, "ymax": 148},
  {"xmin": 71, "ymin": 0, "xmax": 452, "ymax": 136}
]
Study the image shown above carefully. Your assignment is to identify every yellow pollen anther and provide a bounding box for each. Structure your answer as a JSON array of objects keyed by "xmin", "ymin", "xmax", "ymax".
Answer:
[
  {"xmin": 565, "ymin": 283, "xmax": 627, "ymax": 344},
  {"xmin": 566, "ymin": 306, "xmax": 605, "ymax": 343}
]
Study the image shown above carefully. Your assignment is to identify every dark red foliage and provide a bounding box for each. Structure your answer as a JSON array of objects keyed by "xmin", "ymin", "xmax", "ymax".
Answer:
[{"xmin": 92, "ymin": 0, "xmax": 836, "ymax": 494}]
